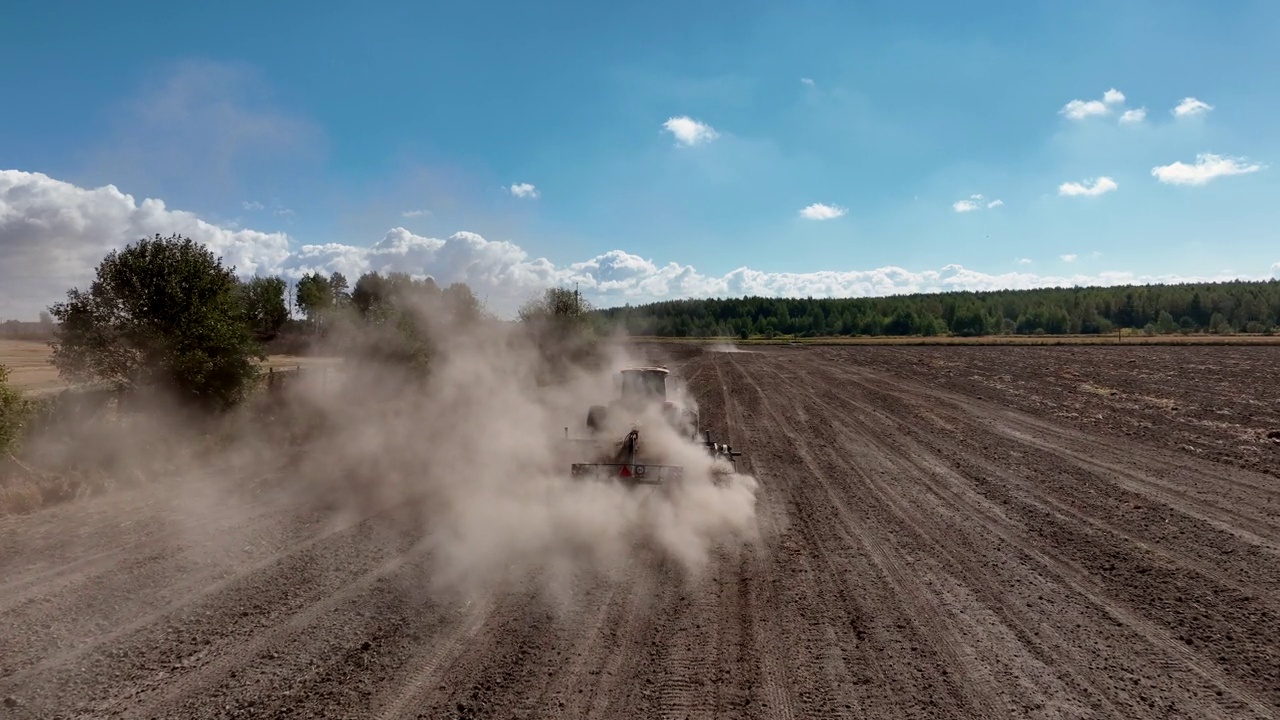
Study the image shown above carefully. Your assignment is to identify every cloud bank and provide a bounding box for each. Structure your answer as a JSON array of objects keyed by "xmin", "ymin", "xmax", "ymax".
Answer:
[
  {"xmin": 0, "ymin": 170, "xmax": 290, "ymax": 320},
  {"xmin": 0, "ymin": 170, "xmax": 1271, "ymax": 321}
]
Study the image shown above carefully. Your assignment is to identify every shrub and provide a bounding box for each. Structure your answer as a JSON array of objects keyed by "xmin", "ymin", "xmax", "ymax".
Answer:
[{"xmin": 0, "ymin": 364, "xmax": 31, "ymax": 456}]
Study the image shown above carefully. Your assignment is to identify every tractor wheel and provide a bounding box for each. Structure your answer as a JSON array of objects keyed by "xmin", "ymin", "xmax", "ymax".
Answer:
[{"xmin": 587, "ymin": 405, "xmax": 607, "ymax": 433}]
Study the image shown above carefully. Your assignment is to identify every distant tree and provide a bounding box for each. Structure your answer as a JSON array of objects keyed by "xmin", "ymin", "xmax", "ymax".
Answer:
[
  {"xmin": 518, "ymin": 287, "xmax": 593, "ymax": 330},
  {"xmin": 38, "ymin": 311, "xmax": 52, "ymax": 326},
  {"xmin": 950, "ymin": 307, "xmax": 989, "ymax": 337},
  {"xmin": 47, "ymin": 234, "xmax": 263, "ymax": 410},
  {"xmin": 884, "ymin": 308, "xmax": 918, "ymax": 336},
  {"xmin": 239, "ymin": 276, "xmax": 289, "ymax": 342},
  {"xmin": 294, "ymin": 272, "xmax": 333, "ymax": 330},
  {"xmin": 352, "ymin": 271, "xmax": 389, "ymax": 318},
  {"xmin": 329, "ymin": 271, "xmax": 351, "ymax": 307},
  {"xmin": 1156, "ymin": 310, "xmax": 1177, "ymax": 335},
  {"xmin": 442, "ymin": 282, "xmax": 482, "ymax": 324}
]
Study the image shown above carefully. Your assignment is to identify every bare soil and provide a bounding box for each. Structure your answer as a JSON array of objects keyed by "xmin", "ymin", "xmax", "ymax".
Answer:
[{"xmin": 2, "ymin": 345, "xmax": 1279, "ymax": 719}]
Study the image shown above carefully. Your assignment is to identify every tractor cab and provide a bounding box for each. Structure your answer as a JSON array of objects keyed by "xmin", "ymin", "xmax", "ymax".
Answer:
[
  {"xmin": 589, "ymin": 366, "xmax": 693, "ymax": 437},
  {"xmin": 618, "ymin": 366, "xmax": 670, "ymax": 409}
]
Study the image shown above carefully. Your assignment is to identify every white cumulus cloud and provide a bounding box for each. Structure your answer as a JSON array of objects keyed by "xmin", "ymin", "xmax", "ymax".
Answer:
[
  {"xmin": 662, "ymin": 116, "xmax": 719, "ymax": 147},
  {"xmin": 1061, "ymin": 254, "xmax": 1078, "ymax": 262},
  {"xmin": 509, "ymin": 183, "xmax": 539, "ymax": 199},
  {"xmin": 954, "ymin": 194, "xmax": 1002, "ymax": 212},
  {"xmin": 1016, "ymin": 258, "xmax": 1032, "ymax": 265},
  {"xmin": 1061, "ymin": 88, "xmax": 1131, "ymax": 121},
  {"xmin": 1058, "ymin": 176, "xmax": 1118, "ymax": 197},
  {"xmin": 1060, "ymin": 99, "xmax": 1109, "ymax": 120},
  {"xmin": 0, "ymin": 170, "xmax": 290, "ymax": 320},
  {"xmin": 1120, "ymin": 108, "xmax": 1147, "ymax": 124},
  {"xmin": 800, "ymin": 77, "xmax": 815, "ymax": 87},
  {"xmin": 242, "ymin": 200, "xmax": 264, "ymax": 211},
  {"xmin": 1060, "ymin": 88, "xmax": 1126, "ymax": 120},
  {"xmin": 1151, "ymin": 153, "xmax": 1264, "ymax": 186},
  {"xmin": 1173, "ymin": 97, "xmax": 1213, "ymax": 117},
  {"xmin": 799, "ymin": 203, "xmax": 847, "ymax": 220},
  {"xmin": 2, "ymin": 169, "xmax": 1273, "ymax": 322}
]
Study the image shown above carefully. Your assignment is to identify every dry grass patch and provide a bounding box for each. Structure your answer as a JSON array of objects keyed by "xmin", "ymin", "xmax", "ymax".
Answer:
[{"xmin": 0, "ymin": 339, "xmax": 344, "ymax": 395}]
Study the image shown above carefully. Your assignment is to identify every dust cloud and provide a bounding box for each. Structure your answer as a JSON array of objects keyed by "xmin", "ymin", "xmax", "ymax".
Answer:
[
  {"xmin": 302, "ymin": 313, "xmax": 761, "ymax": 604},
  {"xmin": 12, "ymin": 301, "xmax": 762, "ymax": 609}
]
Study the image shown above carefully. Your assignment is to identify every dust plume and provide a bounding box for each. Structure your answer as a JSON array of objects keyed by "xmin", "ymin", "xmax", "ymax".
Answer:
[
  {"xmin": 4, "ymin": 291, "xmax": 761, "ymax": 610},
  {"xmin": 707, "ymin": 342, "xmax": 754, "ymax": 353},
  {"xmin": 236, "ymin": 302, "xmax": 760, "ymax": 604}
]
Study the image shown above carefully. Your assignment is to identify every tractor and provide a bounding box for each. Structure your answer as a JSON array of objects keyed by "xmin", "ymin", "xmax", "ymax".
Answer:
[{"xmin": 568, "ymin": 366, "xmax": 742, "ymax": 486}]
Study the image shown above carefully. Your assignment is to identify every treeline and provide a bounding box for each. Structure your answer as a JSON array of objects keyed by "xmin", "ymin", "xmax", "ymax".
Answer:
[{"xmin": 597, "ymin": 280, "xmax": 1280, "ymax": 338}]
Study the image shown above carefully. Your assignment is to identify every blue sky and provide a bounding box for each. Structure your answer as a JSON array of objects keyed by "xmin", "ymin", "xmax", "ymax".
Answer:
[{"xmin": 2, "ymin": 0, "xmax": 1278, "ymax": 319}]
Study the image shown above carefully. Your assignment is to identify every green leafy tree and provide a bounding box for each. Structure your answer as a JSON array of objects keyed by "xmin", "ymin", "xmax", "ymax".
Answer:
[
  {"xmin": 329, "ymin": 271, "xmax": 351, "ymax": 308},
  {"xmin": 295, "ymin": 272, "xmax": 333, "ymax": 329},
  {"xmin": 519, "ymin": 287, "xmax": 593, "ymax": 329},
  {"xmin": 950, "ymin": 307, "xmax": 989, "ymax": 337},
  {"xmin": 47, "ymin": 234, "xmax": 264, "ymax": 410},
  {"xmin": 239, "ymin": 276, "xmax": 289, "ymax": 341},
  {"xmin": 352, "ymin": 271, "xmax": 389, "ymax": 318},
  {"xmin": 442, "ymin": 282, "xmax": 482, "ymax": 324}
]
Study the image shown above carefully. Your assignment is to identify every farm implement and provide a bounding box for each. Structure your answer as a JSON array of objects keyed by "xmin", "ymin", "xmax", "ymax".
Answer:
[{"xmin": 566, "ymin": 366, "xmax": 742, "ymax": 487}]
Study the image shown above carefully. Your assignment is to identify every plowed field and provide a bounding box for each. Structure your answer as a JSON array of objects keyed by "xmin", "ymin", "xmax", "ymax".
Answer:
[{"xmin": 3, "ymin": 345, "xmax": 1278, "ymax": 719}]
